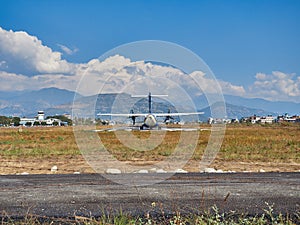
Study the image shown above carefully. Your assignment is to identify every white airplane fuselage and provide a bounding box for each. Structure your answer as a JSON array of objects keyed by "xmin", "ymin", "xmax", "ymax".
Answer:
[
  {"xmin": 97, "ymin": 92, "xmax": 204, "ymax": 131},
  {"xmin": 143, "ymin": 114, "xmax": 158, "ymax": 128}
]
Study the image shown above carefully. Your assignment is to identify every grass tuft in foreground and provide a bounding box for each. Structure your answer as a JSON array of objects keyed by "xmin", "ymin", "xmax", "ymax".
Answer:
[{"xmin": 1, "ymin": 204, "xmax": 299, "ymax": 225}]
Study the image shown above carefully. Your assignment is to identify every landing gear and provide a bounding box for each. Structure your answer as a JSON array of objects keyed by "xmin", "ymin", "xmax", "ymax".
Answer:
[
  {"xmin": 140, "ymin": 124, "xmax": 161, "ymax": 130},
  {"xmin": 140, "ymin": 124, "xmax": 149, "ymax": 130}
]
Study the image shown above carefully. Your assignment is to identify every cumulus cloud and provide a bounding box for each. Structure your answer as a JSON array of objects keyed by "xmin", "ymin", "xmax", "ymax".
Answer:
[
  {"xmin": 0, "ymin": 27, "xmax": 75, "ymax": 75},
  {"xmin": 248, "ymin": 71, "xmax": 300, "ymax": 102},
  {"xmin": 73, "ymin": 55, "xmax": 246, "ymax": 98},
  {"xmin": 3, "ymin": 26, "xmax": 298, "ymax": 103},
  {"xmin": 0, "ymin": 71, "xmax": 78, "ymax": 92},
  {"xmin": 0, "ymin": 71, "xmax": 31, "ymax": 91},
  {"xmin": 57, "ymin": 44, "xmax": 78, "ymax": 55},
  {"xmin": 219, "ymin": 81, "xmax": 246, "ymax": 96},
  {"xmin": 0, "ymin": 50, "xmax": 248, "ymax": 99}
]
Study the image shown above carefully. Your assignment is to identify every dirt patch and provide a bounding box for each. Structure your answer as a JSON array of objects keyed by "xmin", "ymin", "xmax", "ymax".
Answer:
[
  {"xmin": 0, "ymin": 156, "xmax": 94, "ymax": 174},
  {"xmin": 0, "ymin": 156, "xmax": 299, "ymax": 175},
  {"xmin": 185, "ymin": 160, "xmax": 300, "ymax": 172}
]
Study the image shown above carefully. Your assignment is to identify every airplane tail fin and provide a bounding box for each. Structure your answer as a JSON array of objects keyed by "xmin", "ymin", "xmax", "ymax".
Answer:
[{"xmin": 131, "ymin": 92, "xmax": 168, "ymax": 114}]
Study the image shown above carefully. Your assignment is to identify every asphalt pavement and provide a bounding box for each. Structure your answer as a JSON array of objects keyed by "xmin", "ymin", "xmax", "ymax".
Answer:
[{"xmin": 0, "ymin": 172, "xmax": 299, "ymax": 219}]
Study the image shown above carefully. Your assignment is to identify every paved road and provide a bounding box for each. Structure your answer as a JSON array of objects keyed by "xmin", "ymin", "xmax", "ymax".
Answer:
[{"xmin": 0, "ymin": 173, "xmax": 299, "ymax": 219}]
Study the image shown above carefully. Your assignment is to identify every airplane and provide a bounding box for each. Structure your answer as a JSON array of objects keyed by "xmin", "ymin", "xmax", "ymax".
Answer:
[{"xmin": 96, "ymin": 92, "xmax": 204, "ymax": 132}]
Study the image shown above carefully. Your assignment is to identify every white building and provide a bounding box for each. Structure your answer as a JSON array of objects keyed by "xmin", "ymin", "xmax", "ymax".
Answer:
[
  {"xmin": 45, "ymin": 118, "xmax": 62, "ymax": 126},
  {"xmin": 19, "ymin": 117, "xmax": 36, "ymax": 126},
  {"xmin": 259, "ymin": 115, "xmax": 275, "ymax": 124},
  {"xmin": 19, "ymin": 111, "xmax": 64, "ymax": 126},
  {"xmin": 250, "ymin": 115, "xmax": 261, "ymax": 124},
  {"xmin": 37, "ymin": 111, "xmax": 45, "ymax": 120}
]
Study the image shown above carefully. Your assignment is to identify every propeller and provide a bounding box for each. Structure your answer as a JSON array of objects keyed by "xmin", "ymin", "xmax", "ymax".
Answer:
[
  {"xmin": 164, "ymin": 108, "xmax": 174, "ymax": 123},
  {"xmin": 129, "ymin": 109, "xmax": 136, "ymax": 125}
]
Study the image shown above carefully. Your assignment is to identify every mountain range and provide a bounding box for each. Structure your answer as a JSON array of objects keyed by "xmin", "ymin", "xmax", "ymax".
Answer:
[
  {"xmin": 0, "ymin": 88, "xmax": 81, "ymax": 117},
  {"xmin": 0, "ymin": 87, "xmax": 299, "ymax": 119}
]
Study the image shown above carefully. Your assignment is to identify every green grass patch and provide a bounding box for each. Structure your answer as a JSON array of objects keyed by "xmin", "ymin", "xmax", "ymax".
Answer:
[
  {"xmin": 0, "ymin": 127, "xmax": 80, "ymax": 158},
  {"xmin": 1, "ymin": 204, "xmax": 298, "ymax": 225},
  {"xmin": 0, "ymin": 125, "xmax": 299, "ymax": 164}
]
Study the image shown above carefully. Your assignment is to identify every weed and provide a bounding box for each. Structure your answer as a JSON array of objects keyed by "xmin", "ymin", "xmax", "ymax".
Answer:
[{"xmin": 1, "ymin": 203, "xmax": 298, "ymax": 225}]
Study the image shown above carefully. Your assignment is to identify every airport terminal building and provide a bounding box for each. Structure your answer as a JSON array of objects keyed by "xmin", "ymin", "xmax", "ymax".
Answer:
[{"xmin": 19, "ymin": 111, "xmax": 66, "ymax": 126}]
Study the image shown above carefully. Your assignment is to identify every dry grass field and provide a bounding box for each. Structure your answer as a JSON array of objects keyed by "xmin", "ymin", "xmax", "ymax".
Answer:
[{"xmin": 0, "ymin": 124, "xmax": 299, "ymax": 174}]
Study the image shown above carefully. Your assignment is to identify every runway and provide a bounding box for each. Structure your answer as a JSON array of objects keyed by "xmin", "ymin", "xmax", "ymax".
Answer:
[{"xmin": 0, "ymin": 172, "xmax": 299, "ymax": 219}]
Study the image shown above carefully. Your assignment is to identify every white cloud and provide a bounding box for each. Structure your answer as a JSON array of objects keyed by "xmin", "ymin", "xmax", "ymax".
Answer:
[
  {"xmin": 2, "ymin": 27, "xmax": 298, "ymax": 103},
  {"xmin": 0, "ymin": 50, "xmax": 245, "ymax": 100},
  {"xmin": 57, "ymin": 44, "xmax": 78, "ymax": 55},
  {"xmin": 0, "ymin": 26, "xmax": 252, "ymax": 98},
  {"xmin": 248, "ymin": 71, "xmax": 300, "ymax": 102},
  {"xmin": 0, "ymin": 71, "xmax": 31, "ymax": 91},
  {"xmin": 0, "ymin": 54, "xmax": 136, "ymax": 94},
  {"xmin": 219, "ymin": 80, "xmax": 246, "ymax": 96},
  {"xmin": 255, "ymin": 73, "xmax": 267, "ymax": 80},
  {"xmin": 0, "ymin": 60, "xmax": 7, "ymax": 68},
  {"xmin": 0, "ymin": 71, "xmax": 78, "ymax": 92},
  {"xmin": 73, "ymin": 55, "xmax": 246, "ymax": 97},
  {"xmin": 0, "ymin": 27, "xmax": 75, "ymax": 75}
]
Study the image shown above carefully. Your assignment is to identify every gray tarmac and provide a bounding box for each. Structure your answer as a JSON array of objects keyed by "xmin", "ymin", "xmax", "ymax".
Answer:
[{"xmin": 0, "ymin": 172, "xmax": 299, "ymax": 219}]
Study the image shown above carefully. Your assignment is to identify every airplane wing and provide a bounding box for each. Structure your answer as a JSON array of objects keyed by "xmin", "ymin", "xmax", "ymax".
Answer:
[
  {"xmin": 93, "ymin": 126, "xmax": 140, "ymax": 132},
  {"xmin": 153, "ymin": 112, "xmax": 204, "ymax": 117},
  {"xmin": 161, "ymin": 127, "xmax": 199, "ymax": 131},
  {"xmin": 97, "ymin": 112, "xmax": 204, "ymax": 117},
  {"xmin": 94, "ymin": 126, "xmax": 210, "ymax": 132},
  {"xmin": 97, "ymin": 113, "xmax": 148, "ymax": 117}
]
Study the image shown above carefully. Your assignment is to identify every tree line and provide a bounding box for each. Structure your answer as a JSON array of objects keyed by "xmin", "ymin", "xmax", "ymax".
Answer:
[{"xmin": 0, "ymin": 116, "xmax": 20, "ymax": 126}]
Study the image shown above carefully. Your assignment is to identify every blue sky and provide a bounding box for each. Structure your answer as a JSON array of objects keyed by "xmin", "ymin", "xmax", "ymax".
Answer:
[{"xmin": 0, "ymin": 0, "xmax": 300, "ymax": 102}]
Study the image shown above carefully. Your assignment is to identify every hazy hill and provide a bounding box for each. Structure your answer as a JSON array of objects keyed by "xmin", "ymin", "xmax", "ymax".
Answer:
[
  {"xmin": 191, "ymin": 94, "xmax": 300, "ymax": 116},
  {"xmin": 0, "ymin": 87, "xmax": 81, "ymax": 117},
  {"xmin": 7, "ymin": 87, "xmax": 80, "ymax": 106},
  {"xmin": 0, "ymin": 88, "xmax": 299, "ymax": 118},
  {"xmin": 223, "ymin": 95, "xmax": 300, "ymax": 115},
  {"xmin": 58, "ymin": 93, "xmax": 278, "ymax": 121},
  {"xmin": 199, "ymin": 102, "xmax": 275, "ymax": 121},
  {"xmin": 70, "ymin": 93, "xmax": 178, "ymax": 119}
]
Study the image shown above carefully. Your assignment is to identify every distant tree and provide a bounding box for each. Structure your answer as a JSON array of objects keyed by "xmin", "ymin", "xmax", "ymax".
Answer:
[
  {"xmin": 25, "ymin": 122, "xmax": 32, "ymax": 127},
  {"xmin": 95, "ymin": 118, "xmax": 109, "ymax": 125},
  {"xmin": 33, "ymin": 121, "xmax": 40, "ymax": 126},
  {"xmin": 84, "ymin": 118, "xmax": 94, "ymax": 125},
  {"xmin": 0, "ymin": 116, "xmax": 10, "ymax": 126},
  {"xmin": 12, "ymin": 117, "xmax": 20, "ymax": 126},
  {"xmin": 41, "ymin": 121, "xmax": 47, "ymax": 126},
  {"xmin": 52, "ymin": 121, "xmax": 59, "ymax": 126}
]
